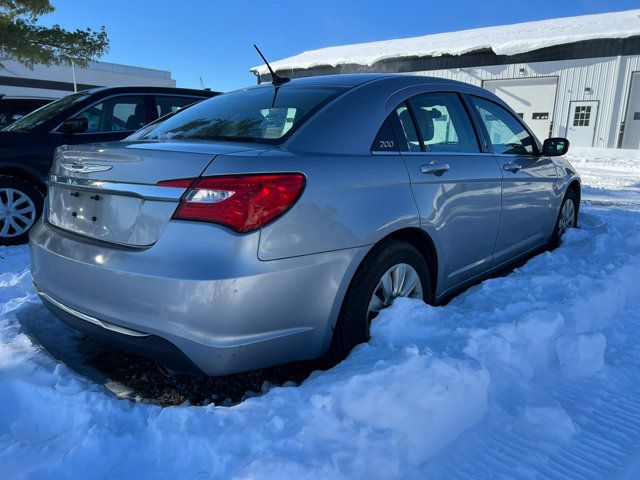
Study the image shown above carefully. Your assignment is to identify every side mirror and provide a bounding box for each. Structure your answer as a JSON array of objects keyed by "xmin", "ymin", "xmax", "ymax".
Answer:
[
  {"xmin": 542, "ymin": 137, "xmax": 569, "ymax": 156},
  {"xmin": 60, "ymin": 117, "xmax": 88, "ymax": 134}
]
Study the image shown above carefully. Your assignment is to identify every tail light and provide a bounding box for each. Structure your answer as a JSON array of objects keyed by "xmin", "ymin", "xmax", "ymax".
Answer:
[{"xmin": 157, "ymin": 173, "xmax": 305, "ymax": 233}]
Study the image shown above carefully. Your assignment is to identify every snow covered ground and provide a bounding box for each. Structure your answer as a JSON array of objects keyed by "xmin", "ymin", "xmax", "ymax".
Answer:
[
  {"xmin": 1, "ymin": 147, "xmax": 640, "ymax": 479},
  {"xmin": 566, "ymin": 147, "xmax": 640, "ymax": 208}
]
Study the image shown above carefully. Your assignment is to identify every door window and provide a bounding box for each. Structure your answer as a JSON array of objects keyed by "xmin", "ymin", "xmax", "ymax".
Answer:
[
  {"xmin": 155, "ymin": 96, "xmax": 202, "ymax": 118},
  {"xmin": 405, "ymin": 93, "xmax": 480, "ymax": 153},
  {"xmin": 72, "ymin": 95, "xmax": 147, "ymax": 133},
  {"xmin": 395, "ymin": 104, "xmax": 422, "ymax": 152},
  {"xmin": 472, "ymin": 96, "xmax": 536, "ymax": 155},
  {"xmin": 573, "ymin": 106, "xmax": 591, "ymax": 126}
]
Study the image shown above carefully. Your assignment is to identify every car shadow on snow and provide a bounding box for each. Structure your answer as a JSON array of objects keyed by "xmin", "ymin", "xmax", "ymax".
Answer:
[{"xmin": 15, "ymin": 300, "xmax": 319, "ymax": 407}]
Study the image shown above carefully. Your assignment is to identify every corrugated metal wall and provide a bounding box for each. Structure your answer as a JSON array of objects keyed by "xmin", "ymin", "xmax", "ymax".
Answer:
[{"xmin": 411, "ymin": 55, "xmax": 640, "ymax": 148}]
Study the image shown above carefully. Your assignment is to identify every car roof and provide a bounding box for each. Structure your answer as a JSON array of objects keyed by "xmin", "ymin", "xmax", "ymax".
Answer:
[
  {"xmin": 253, "ymin": 73, "xmax": 474, "ymax": 90},
  {"xmin": 82, "ymin": 85, "xmax": 220, "ymax": 96},
  {"xmin": 282, "ymin": 73, "xmax": 499, "ymax": 155}
]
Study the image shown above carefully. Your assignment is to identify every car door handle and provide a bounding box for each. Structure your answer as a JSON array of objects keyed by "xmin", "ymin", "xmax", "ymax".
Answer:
[
  {"xmin": 420, "ymin": 162, "xmax": 450, "ymax": 176},
  {"xmin": 503, "ymin": 162, "xmax": 522, "ymax": 173}
]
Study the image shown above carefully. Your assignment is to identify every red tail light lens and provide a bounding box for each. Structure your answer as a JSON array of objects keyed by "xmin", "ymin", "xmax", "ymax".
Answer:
[{"xmin": 157, "ymin": 173, "xmax": 305, "ymax": 233}]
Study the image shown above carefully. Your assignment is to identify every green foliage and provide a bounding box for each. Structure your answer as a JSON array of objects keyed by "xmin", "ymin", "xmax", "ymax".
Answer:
[{"xmin": 0, "ymin": 0, "xmax": 109, "ymax": 68}]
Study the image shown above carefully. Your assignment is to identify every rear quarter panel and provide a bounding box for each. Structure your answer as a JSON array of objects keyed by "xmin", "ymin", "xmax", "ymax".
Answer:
[{"xmin": 199, "ymin": 150, "xmax": 420, "ymax": 260}]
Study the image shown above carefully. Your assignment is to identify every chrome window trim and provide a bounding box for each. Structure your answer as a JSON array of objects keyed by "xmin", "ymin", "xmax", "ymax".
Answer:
[
  {"xmin": 493, "ymin": 153, "xmax": 541, "ymax": 159},
  {"xmin": 48, "ymin": 174, "xmax": 186, "ymax": 201},
  {"xmin": 398, "ymin": 151, "xmax": 495, "ymax": 156},
  {"xmin": 370, "ymin": 150, "xmax": 401, "ymax": 156}
]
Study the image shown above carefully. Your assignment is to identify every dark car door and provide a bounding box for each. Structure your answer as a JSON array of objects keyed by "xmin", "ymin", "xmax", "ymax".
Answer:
[
  {"xmin": 469, "ymin": 95, "xmax": 558, "ymax": 265},
  {"xmin": 390, "ymin": 91, "xmax": 503, "ymax": 292}
]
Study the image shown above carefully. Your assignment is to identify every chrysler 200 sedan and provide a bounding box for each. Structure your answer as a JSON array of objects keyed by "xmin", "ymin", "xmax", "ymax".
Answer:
[{"xmin": 30, "ymin": 74, "xmax": 580, "ymax": 376}]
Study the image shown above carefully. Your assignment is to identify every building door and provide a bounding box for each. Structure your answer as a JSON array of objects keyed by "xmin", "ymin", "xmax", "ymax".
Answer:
[
  {"xmin": 566, "ymin": 101, "xmax": 598, "ymax": 147},
  {"xmin": 483, "ymin": 77, "xmax": 558, "ymax": 141},
  {"xmin": 622, "ymin": 72, "xmax": 640, "ymax": 149}
]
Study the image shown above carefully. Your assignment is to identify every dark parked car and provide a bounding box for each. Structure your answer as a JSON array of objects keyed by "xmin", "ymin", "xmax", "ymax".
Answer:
[
  {"xmin": 0, "ymin": 86, "xmax": 218, "ymax": 245},
  {"xmin": 0, "ymin": 96, "xmax": 54, "ymax": 128}
]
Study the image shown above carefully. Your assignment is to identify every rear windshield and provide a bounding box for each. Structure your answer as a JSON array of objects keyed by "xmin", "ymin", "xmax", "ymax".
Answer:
[{"xmin": 130, "ymin": 85, "xmax": 346, "ymax": 144}]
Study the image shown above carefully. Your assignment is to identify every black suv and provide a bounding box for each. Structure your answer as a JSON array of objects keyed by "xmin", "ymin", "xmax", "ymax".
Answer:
[{"xmin": 0, "ymin": 86, "xmax": 218, "ymax": 245}]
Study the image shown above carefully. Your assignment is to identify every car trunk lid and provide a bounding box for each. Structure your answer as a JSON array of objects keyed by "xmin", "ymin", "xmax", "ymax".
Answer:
[{"xmin": 47, "ymin": 141, "xmax": 262, "ymax": 246}]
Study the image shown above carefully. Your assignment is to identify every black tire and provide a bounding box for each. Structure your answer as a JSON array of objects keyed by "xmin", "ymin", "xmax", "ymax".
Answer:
[
  {"xmin": 324, "ymin": 239, "xmax": 433, "ymax": 366},
  {"xmin": 0, "ymin": 175, "xmax": 44, "ymax": 246},
  {"xmin": 549, "ymin": 188, "xmax": 579, "ymax": 249}
]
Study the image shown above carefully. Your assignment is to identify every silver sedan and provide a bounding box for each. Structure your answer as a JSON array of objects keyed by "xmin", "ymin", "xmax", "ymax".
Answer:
[{"xmin": 30, "ymin": 74, "xmax": 580, "ymax": 375}]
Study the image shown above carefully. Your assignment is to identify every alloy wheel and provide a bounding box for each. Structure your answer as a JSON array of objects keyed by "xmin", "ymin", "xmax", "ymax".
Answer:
[
  {"xmin": 367, "ymin": 263, "xmax": 423, "ymax": 320},
  {"xmin": 558, "ymin": 199, "xmax": 576, "ymax": 237},
  {"xmin": 0, "ymin": 188, "xmax": 37, "ymax": 238}
]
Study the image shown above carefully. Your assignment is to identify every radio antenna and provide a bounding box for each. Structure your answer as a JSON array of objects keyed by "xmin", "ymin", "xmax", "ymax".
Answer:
[{"xmin": 253, "ymin": 44, "xmax": 290, "ymax": 86}]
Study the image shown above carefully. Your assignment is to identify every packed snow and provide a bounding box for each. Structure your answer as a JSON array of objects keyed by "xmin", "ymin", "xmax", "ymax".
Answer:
[
  {"xmin": 566, "ymin": 147, "xmax": 640, "ymax": 208},
  {"xmin": 252, "ymin": 10, "xmax": 640, "ymax": 75},
  {"xmin": 1, "ymin": 147, "xmax": 640, "ymax": 478}
]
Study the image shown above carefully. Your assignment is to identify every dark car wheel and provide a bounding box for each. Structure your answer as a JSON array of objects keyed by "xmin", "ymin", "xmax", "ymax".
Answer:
[
  {"xmin": 0, "ymin": 176, "xmax": 44, "ymax": 246},
  {"xmin": 325, "ymin": 239, "xmax": 432, "ymax": 365},
  {"xmin": 549, "ymin": 188, "xmax": 579, "ymax": 249}
]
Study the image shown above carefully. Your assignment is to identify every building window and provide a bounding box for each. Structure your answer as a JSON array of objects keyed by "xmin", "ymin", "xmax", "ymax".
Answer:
[
  {"xmin": 573, "ymin": 106, "xmax": 591, "ymax": 127},
  {"xmin": 532, "ymin": 112, "xmax": 549, "ymax": 120}
]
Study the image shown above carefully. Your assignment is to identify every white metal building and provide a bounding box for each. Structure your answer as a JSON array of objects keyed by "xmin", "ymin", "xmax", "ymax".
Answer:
[
  {"xmin": 0, "ymin": 58, "xmax": 176, "ymax": 101},
  {"xmin": 251, "ymin": 9, "xmax": 640, "ymax": 149}
]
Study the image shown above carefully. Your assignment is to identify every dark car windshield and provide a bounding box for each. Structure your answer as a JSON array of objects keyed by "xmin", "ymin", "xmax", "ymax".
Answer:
[
  {"xmin": 130, "ymin": 85, "xmax": 347, "ymax": 144},
  {"xmin": 3, "ymin": 91, "xmax": 92, "ymax": 132}
]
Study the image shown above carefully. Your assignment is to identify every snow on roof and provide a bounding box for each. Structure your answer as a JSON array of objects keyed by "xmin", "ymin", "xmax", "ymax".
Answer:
[{"xmin": 251, "ymin": 9, "xmax": 640, "ymax": 75}]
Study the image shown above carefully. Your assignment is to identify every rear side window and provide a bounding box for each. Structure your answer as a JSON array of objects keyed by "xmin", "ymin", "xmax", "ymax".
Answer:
[
  {"xmin": 471, "ymin": 96, "xmax": 537, "ymax": 155},
  {"xmin": 406, "ymin": 93, "xmax": 480, "ymax": 153},
  {"xmin": 155, "ymin": 95, "xmax": 201, "ymax": 117},
  {"xmin": 132, "ymin": 86, "xmax": 346, "ymax": 144}
]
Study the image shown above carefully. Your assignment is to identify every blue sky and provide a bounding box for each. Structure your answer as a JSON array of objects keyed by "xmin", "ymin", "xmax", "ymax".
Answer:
[{"xmin": 43, "ymin": 0, "xmax": 639, "ymax": 92}]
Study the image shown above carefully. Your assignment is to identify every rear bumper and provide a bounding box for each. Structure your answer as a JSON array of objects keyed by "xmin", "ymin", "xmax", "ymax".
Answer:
[
  {"xmin": 37, "ymin": 289, "xmax": 205, "ymax": 375},
  {"xmin": 29, "ymin": 219, "xmax": 361, "ymax": 376}
]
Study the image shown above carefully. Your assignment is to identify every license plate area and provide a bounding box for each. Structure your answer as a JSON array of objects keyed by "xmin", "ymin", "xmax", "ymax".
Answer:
[
  {"xmin": 48, "ymin": 185, "xmax": 146, "ymax": 243},
  {"xmin": 64, "ymin": 190, "xmax": 105, "ymax": 225}
]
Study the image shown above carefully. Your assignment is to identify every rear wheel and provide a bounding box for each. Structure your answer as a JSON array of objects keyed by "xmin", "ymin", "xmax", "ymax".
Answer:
[
  {"xmin": 325, "ymin": 239, "xmax": 432, "ymax": 365},
  {"xmin": 0, "ymin": 176, "xmax": 44, "ymax": 246},
  {"xmin": 550, "ymin": 188, "xmax": 579, "ymax": 248}
]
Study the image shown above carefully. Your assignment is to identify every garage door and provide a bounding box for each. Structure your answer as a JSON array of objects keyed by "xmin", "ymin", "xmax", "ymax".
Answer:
[
  {"xmin": 622, "ymin": 72, "xmax": 640, "ymax": 149},
  {"xmin": 483, "ymin": 77, "xmax": 558, "ymax": 142}
]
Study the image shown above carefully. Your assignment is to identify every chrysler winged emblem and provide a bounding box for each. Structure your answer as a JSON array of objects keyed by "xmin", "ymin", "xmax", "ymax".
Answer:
[{"xmin": 60, "ymin": 162, "xmax": 113, "ymax": 174}]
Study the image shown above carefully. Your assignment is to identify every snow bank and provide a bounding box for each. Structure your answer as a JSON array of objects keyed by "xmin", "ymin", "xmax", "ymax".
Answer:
[
  {"xmin": 2, "ymin": 149, "xmax": 640, "ymax": 478},
  {"xmin": 556, "ymin": 332, "xmax": 606, "ymax": 377},
  {"xmin": 252, "ymin": 10, "xmax": 640, "ymax": 74}
]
